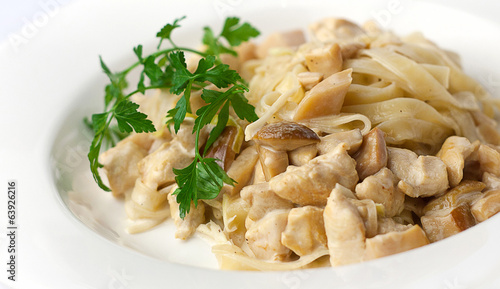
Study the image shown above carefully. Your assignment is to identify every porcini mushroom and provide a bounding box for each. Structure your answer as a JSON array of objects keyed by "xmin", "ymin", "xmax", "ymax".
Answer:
[{"xmin": 253, "ymin": 121, "xmax": 320, "ymax": 151}]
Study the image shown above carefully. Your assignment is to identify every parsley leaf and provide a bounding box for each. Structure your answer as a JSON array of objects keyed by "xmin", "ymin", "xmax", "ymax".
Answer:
[
  {"xmin": 156, "ymin": 16, "xmax": 186, "ymax": 49},
  {"xmin": 87, "ymin": 16, "xmax": 260, "ymax": 218},
  {"xmin": 114, "ymin": 100, "xmax": 155, "ymax": 133},
  {"xmin": 221, "ymin": 17, "xmax": 260, "ymax": 47},
  {"xmin": 203, "ymin": 17, "xmax": 260, "ymax": 58},
  {"xmin": 168, "ymin": 51, "xmax": 191, "ymax": 94}
]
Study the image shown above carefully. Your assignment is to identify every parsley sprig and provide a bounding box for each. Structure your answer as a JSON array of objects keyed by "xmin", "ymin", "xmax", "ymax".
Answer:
[{"xmin": 87, "ymin": 16, "xmax": 259, "ymax": 218}]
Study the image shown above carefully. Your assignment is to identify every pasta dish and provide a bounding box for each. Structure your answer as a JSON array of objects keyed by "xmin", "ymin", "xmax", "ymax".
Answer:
[{"xmin": 95, "ymin": 17, "xmax": 500, "ymax": 270}]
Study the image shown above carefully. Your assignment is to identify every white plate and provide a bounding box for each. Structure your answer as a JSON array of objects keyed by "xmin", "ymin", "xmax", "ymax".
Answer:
[{"xmin": 2, "ymin": 0, "xmax": 500, "ymax": 288}]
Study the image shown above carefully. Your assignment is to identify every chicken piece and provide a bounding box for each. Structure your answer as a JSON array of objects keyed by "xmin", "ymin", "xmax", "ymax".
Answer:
[
  {"xmin": 220, "ymin": 41, "xmax": 258, "ymax": 73},
  {"xmin": 354, "ymin": 127, "xmax": 388, "ymax": 180},
  {"xmin": 235, "ymin": 41, "xmax": 258, "ymax": 63},
  {"xmin": 387, "ymin": 147, "xmax": 449, "ymax": 198},
  {"xmin": 245, "ymin": 210, "xmax": 291, "ymax": 261},
  {"xmin": 355, "ymin": 167, "xmax": 405, "ymax": 218},
  {"xmin": 147, "ymin": 128, "xmax": 173, "ymax": 154},
  {"xmin": 137, "ymin": 122, "xmax": 209, "ymax": 189},
  {"xmin": 270, "ymin": 143, "xmax": 358, "ymax": 206},
  {"xmin": 297, "ymin": 72, "xmax": 323, "ymax": 90},
  {"xmin": 256, "ymin": 30, "xmax": 306, "ymax": 58},
  {"xmin": 167, "ymin": 188, "xmax": 205, "ymax": 240},
  {"xmin": 293, "ymin": 68, "xmax": 353, "ymax": 121},
  {"xmin": 403, "ymin": 196, "xmax": 426, "ymax": 218},
  {"xmin": 422, "ymin": 180, "xmax": 485, "ymax": 215},
  {"xmin": 364, "ymin": 225, "xmax": 429, "ymax": 260},
  {"xmin": 138, "ymin": 141, "xmax": 194, "ymax": 189},
  {"xmin": 258, "ymin": 145, "xmax": 289, "ymax": 181},
  {"xmin": 351, "ymin": 198, "xmax": 378, "ymax": 238},
  {"xmin": 317, "ymin": 129, "xmax": 363, "ymax": 155},
  {"xmin": 436, "ymin": 136, "xmax": 475, "ymax": 187},
  {"xmin": 100, "ymin": 135, "xmax": 150, "ymax": 197},
  {"xmin": 309, "ymin": 18, "xmax": 365, "ymax": 43},
  {"xmin": 240, "ymin": 183, "xmax": 294, "ymax": 229},
  {"xmin": 304, "ymin": 43, "xmax": 343, "ymax": 77},
  {"xmin": 280, "ymin": 206, "xmax": 327, "ymax": 257},
  {"xmin": 376, "ymin": 217, "xmax": 411, "ymax": 235},
  {"xmin": 173, "ymin": 121, "xmax": 209, "ymax": 151},
  {"xmin": 421, "ymin": 203, "xmax": 475, "ymax": 243},
  {"xmin": 132, "ymin": 90, "xmax": 179, "ymax": 131},
  {"xmin": 471, "ymin": 189, "xmax": 500, "ymax": 222},
  {"xmin": 340, "ymin": 42, "xmax": 366, "ymax": 60},
  {"xmin": 251, "ymin": 159, "xmax": 267, "ymax": 185},
  {"xmin": 126, "ymin": 133, "xmax": 156, "ymax": 152},
  {"xmin": 477, "ymin": 144, "xmax": 500, "ymax": 177},
  {"xmin": 482, "ymin": 172, "xmax": 500, "ymax": 190},
  {"xmin": 220, "ymin": 146, "xmax": 259, "ymax": 196},
  {"xmin": 324, "ymin": 184, "xmax": 366, "ymax": 266},
  {"xmin": 288, "ymin": 144, "xmax": 318, "ymax": 166}
]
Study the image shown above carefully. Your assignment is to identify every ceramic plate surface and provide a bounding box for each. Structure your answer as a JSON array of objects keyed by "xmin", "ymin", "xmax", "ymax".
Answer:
[{"xmin": 2, "ymin": 0, "xmax": 500, "ymax": 288}]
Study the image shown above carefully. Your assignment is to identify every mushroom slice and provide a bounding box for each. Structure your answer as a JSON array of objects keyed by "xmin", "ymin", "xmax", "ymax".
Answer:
[
  {"xmin": 220, "ymin": 146, "xmax": 259, "ymax": 196},
  {"xmin": 304, "ymin": 43, "xmax": 343, "ymax": 77},
  {"xmin": 421, "ymin": 203, "xmax": 476, "ymax": 243},
  {"xmin": 364, "ymin": 225, "xmax": 429, "ymax": 260},
  {"xmin": 422, "ymin": 180, "xmax": 485, "ymax": 215},
  {"xmin": 270, "ymin": 143, "xmax": 358, "ymax": 206},
  {"xmin": 354, "ymin": 127, "xmax": 388, "ymax": 180},
  {"xmin": 436, "ymin": 136, "xmax": 475, "ymax": 187},
  {"xmin": 253, "ymin": 121, "xmax": 320, "ymax": 151},
  {"xmin": 258, "ymin": 145, "xmax": 289, "ymax": 181},
  {"xmin": 324, "ymin": 184, "xmax": 366, "ymax": 266},
  {"xmin": 288, "ymin": 144, "xmax": 318, "ymax": 166},
  {"xmin": 293, "ymin": 68, "xmax": 353, "ymax": 121},
  {"xmin": 281, "ymin": 206, "xmax": 327, "ymax": 256},
  {"xmin": 355, "ymin": 167, "xmax": 405, "ymax": 218},
  {"xmin": 205, "ymin": 126, "xmax": 238, "ymax": 171},
  {"xmin": 245, "ymin": 209, "xmax": 292, "ymax": 261},
  {"xmin": 317, "ymin": 129, "xmax": 363, "ymax": 155},
  {"xmin": 387, "ymin": 147, "xmax": 449, "ymax": 198},
  {"xmin": 471, "ymin": 189, "xmax": 500, "ymax": 222}
]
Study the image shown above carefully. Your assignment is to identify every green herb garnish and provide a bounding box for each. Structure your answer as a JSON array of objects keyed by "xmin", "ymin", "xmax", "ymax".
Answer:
[{"xmin": 87, "ymin": 16, "xmax": 259, "ymax": 218}]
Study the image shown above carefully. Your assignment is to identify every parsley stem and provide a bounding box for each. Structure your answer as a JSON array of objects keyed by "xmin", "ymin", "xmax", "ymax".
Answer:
[
  {"xmin": 184, "ymin": 79, "xmax": 194, "ymax": 114},
  {"xmin": 121, "ymin": 47, "xmax": 208, "ymax": 76},
  {"xmin": 124, "ymin": 85, "xmax": 171, "ymax": 99}
]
